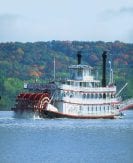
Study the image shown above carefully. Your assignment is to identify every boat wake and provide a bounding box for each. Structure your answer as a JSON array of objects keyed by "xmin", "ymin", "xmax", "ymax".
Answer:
[{"xmin": 13, "ymin": 111, "xmax": 40, "ymax": 119}]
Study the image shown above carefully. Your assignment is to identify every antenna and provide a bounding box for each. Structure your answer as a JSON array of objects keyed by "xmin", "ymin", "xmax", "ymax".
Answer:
[
  {"xmin": 109, "ymin": 54, "xmax": 114, "ymax": 84},
  {"xmin": 109, "ymin": 60, "xmax": 112, "ymax": 84},
  {"xmin": 54, "ymin": 57, "xmax": 55, "ymax": 81},
  {"xmin": 111, "ymin": 68, "xmax": 113, "ymax": 84}
]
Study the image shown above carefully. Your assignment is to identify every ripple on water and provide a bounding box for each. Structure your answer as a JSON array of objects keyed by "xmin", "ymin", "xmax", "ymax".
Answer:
[{"xmin": 0, "ymin": 110, "xmax": 133, "ymax": 163}]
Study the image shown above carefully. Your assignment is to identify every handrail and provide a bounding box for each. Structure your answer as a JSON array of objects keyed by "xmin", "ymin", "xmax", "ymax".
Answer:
[{"xmin": 60, "ymin": 84, "xmax": 116, "ymax": 92}]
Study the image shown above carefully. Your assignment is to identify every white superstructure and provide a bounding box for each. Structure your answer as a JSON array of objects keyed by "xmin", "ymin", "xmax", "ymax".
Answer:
[
  {"xmin": 50, "ymin": 57, "xmax": 120, "ymax": 117},
  {"xmin": 14, "ymin": 51, "xmax": 131, "ymax": 119}
]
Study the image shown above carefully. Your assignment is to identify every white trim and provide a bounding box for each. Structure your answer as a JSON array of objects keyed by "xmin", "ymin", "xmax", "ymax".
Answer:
[{"xmin": 60, "ymin": 85, "xmax": 116, "ymax": 93}]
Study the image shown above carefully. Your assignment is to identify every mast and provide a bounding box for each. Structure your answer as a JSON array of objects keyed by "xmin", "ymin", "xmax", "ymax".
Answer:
[
  {"xmin": 54, "ymin": 57, "xmax": 55, "ymax": 81},
  {"xmin": 109, "ymin": 60, "xmax": 114, "ymax": 84},
  {"xmin": 109, "ymin": 54, "xmax": 114, "ymax": 84}
]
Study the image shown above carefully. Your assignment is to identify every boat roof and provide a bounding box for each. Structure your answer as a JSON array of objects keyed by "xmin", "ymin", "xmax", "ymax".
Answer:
[
  {"xmin": 66, "ymin": 79, "xmax": 100, "ymax": 83},
  {"xmin": 69, "ymin": 64, "xmax": 93, "ymax": 69}
]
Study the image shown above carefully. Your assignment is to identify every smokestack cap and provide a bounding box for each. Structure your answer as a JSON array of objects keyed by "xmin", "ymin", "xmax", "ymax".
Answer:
[{"xmin": 102, "ymin": 51, "xmax": 107, "ymax": 58}]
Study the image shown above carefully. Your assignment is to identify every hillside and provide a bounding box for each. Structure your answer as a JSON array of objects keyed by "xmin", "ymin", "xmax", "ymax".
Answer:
[{"xmin": 0, "ymin": 41, "xmax": 133, "ymax": 110}]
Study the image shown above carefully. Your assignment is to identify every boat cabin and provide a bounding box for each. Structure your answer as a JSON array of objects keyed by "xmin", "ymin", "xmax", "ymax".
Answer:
[{"xmin": 69, "ymin": 65, "xmax": 93, "ymax": 81}]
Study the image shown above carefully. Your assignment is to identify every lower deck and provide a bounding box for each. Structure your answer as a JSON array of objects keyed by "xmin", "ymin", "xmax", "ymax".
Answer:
[{"xmin": 53, "ymin": 101, "xmax": 119, "ymax": 116}]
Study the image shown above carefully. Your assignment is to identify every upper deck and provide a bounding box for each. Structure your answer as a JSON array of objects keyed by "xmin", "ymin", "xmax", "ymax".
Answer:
[{"xmin": 59, "ymin": 84, "xmax": 116, "ymax": 93}]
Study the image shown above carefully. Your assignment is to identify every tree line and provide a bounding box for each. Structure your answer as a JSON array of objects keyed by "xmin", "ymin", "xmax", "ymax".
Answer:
[{"xmin": 0, "ymin": 41, "xmax": 133, "ymax": 110}]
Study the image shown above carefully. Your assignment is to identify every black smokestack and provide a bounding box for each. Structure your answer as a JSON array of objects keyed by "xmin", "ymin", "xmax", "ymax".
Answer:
[
  {"xmin": 102, "ymin": 51, "xmax": 107, "ymax": 87},
  {"xmin": 77, "ymin": 51, "xmax": 82, "ymax": 64}
]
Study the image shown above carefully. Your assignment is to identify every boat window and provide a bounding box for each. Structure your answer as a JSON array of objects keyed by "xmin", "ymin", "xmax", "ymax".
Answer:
[
  {"xmin": 108, "ymin": 106, "xmax": 109, "ymax": 110},
  {"xmin": 83, "ymin": 82, "xmax": 86, "ymax": 87},
  {"xmin": 99, "ymin": 94, "xmax": 102, "ymax": 99},
  {"xmin": 78, "ymin": 69, "xmax": 82, "ymax": 77},
  {"xmin": 84, "ymin": 70, "xmax": 86, "ymax": 76},
  {"xmin": 63, "ymin": 92, "xmax": 66, "ymax": 97},
  {"xmin": 104, "ymin": 106, "xmax": 105, "ymax": 111},
  {"xmin": 66, "ymin": 91, "xmax": 69, "ymax": 96},
  {"xmin": 71, "ymin": 81, "xmax": 74, "ymax": 86},
  {"xmin": 70, "ymin": 92, "xmax": 74, "ymax": 98},
  {"xmin": 91, "ymin": 94, "xmax": 94, "ymax": 99},
  {"xmin": 87, "ymin": 94, "xmax": 90, "ymax": 98},
  {"xmin": 103, "ymin": 93, "xmax": 106, "ymax": 98},
  {"xmin": 83, "ymin": 94, "xmax": 86, "ymax": 98},
  {"xmin": 95, "ymin": 94, "xmax": 99, "ymax": 98},
  {"xmin": 89, "ymin": 82, "xmax": 92, "ymax": 87}
]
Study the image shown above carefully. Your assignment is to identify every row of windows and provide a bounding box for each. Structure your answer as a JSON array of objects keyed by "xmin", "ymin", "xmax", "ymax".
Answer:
[
  {"xmin": 66, "ymin": 81, "xmax": 98, "ymax": 87},
  {"xmin": 82, "ymin": 93, "xmax": 114, "ymax": 99},
  {"xmin": 67, "ymin": 105, "xmax": 114, "ymax": 113},
  {"xmin": 59, "ymin": 91, "xmax": 114, "ymax": 99}
]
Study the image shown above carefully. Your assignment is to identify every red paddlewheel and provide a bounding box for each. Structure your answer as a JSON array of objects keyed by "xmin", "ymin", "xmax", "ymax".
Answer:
[{"xmin": 15, "ymin": 92, "xmax": 50, "ymax": 112}]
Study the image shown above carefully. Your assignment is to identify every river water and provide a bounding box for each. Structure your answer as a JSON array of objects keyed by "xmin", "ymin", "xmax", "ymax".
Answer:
[{"xmin": 0, "ymin": 110, "xmax": 133, "ymax": 163}]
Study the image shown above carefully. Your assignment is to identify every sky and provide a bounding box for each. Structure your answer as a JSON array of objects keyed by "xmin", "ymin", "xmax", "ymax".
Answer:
[{"xmin": 0, "ymin": 0, "xmax": 133, "ymax": 43}]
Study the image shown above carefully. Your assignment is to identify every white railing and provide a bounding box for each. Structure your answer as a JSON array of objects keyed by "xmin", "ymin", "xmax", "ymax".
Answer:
[
  {"xmin": 68, "ymin": 110, "xmax": 118, "ymax": 116},
  {"xmin": 62, "ymin": 97, "xmax": 119, "ymax": 105},
  {"xmin": 60, "ymin": 84, "xmax": 116, "ymax": 92}
]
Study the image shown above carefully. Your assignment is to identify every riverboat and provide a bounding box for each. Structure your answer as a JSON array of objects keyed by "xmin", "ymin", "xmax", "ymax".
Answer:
[{"xmin": 12, "ymin": 51, "xmax": 126, "ymax": 119}]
